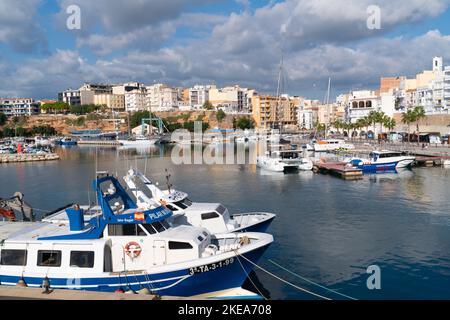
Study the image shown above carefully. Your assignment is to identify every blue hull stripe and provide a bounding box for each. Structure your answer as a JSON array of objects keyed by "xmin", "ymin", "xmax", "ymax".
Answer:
[{"xmin": 0, "ymin": 245, "xmax": 270, "ymax": 297}]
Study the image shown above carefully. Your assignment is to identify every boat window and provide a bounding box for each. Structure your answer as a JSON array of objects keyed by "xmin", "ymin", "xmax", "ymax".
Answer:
[
  {"xmin": 152, "ymin": 221, "xmax": 166, "ymax": 233},
  {"xmin": 141, "ymin": 224, "xmax": 157, "ymax": 234},
  {"xmin": 166, "ymin": 204, "xmax": 178, "ymax": 211},
  {"xmin": 104, "ymin": 246, "xmax": 112, "ymax": 272},
  {"xmin": 37, "ymin": 250, "xmax": 62, "ymax": 267},
  {"xmin": 70, "ymin": 251, "xmax": 95, "ymax": 268},
  {"xmin": 201, "ymin": 212, "xmax": 220, "ymax": 220},
  {"xmin": 216, "ymin": 205, "xmax": 227, "ymax": 215},
  {"xmin": 174, "ymin": 198, "xmax": 192, "ymax": 209},
  {"xmin": 0, "ymin": 249, "xmax": 27, "ymax": 266},
  {"xmin": 197, "ymin": 236, "xmax": 204, "ymax": 242},
  {"xmin": 161, "ymin": 220, "xmax": 171, "ymax": 229},
  {"xmin": 168, "ymin": 241, "xmax": 193, "ymax": 250},
  {"xmin": 108, "ymin": 224, "xmax": 146, "ymax": 236}
]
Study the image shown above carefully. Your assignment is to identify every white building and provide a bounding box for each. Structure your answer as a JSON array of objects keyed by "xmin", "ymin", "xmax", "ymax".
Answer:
[
  {"xmin": 125, "ymin": 90, "xmax": 148, "ymax": 112},
  {"xmin": 146, "ymin": 84, "xmax": 178, "ymax": 112},
  {"xmin": 445, "ymin": 66, "xmax": 450, "ymax": 109},
  {"xmin": 58, "ymin": 89, "xmax": 81, "ymax": 105},
  {"xmin": 0, "ymin": 98, "xmax": 40, "ymax": 116},
  {"xmin": 208, "ymin": 85, "xmax": 253, "ymax": 113},
  {"xmin": 347, "ymin": 90, "xmax": 380, "ymax": 123},
  {"xmin": 189, "ymin": 85, "xmax": 213, "ymax": 109}
]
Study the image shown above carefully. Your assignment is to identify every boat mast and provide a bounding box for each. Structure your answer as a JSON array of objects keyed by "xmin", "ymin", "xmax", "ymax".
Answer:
[
  {"xmin": 276, "ymin": 54, "xmax": 284, "ymax": 134},
  {"xmin": 325, "ymin": 77, "xmax": 331, "ymax": 139}
]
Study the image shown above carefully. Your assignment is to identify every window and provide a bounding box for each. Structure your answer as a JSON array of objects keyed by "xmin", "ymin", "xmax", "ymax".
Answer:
[
  {"xmin": 0, "ymin": 249, "xmax": 27, "ymax": 266},
  {"xmin": 216, "ymin": 205, "xmax": 227, "ymax": 215},
  {"xmin": 201, "ymin": 212, "xmax": 219, "ymax": 220},
  {"xmin": 108, "ymin": 224, "xmax": 146, "ymax": 236},
  {"xmin": 152, "ymin": 221, "xmax": 166, "ymax": 233},
  {"xmin": 70, "ymin": 251, "xmax": 94, "ymax": 268},
  {"xmin": 197, "ymin": 236, "xmax": 204, "ymax": 242},
  {"xmin": 37, "ymin": 250, "xmax": 62, "ymax": 267},
  {"xmin": 168, "ymin": 241, "xmax": 193, "ymax": 250},
  {"xmin": 141, "ymin": 224, "xmax": 157, "ymax": 234},
  {"xmin": 166, "ymin": 204, "xmax": 178, "ymax": 211}
]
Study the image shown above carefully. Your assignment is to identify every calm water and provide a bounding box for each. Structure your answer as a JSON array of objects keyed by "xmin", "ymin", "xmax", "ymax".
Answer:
[{"xmin": 1, "ymin": 145, "xmax": 450, "ymax": 300}]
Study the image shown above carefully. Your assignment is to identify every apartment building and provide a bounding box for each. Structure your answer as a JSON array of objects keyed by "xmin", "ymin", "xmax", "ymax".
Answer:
[
  {"xmin": 93, "ymin": 94, "xmax": 125, "ymax": 110},
  {"xmin": 0, "ymin": 98, "xmax": 40, "ymax": 117},
  {"xmin": 189, "ymin": 85, "xmax": 213, "ymax": 109},
  {"xmin": 146, "ymin": 83, "xmax": 178, "ymax": 111},
  {"xmin": 252, "ymin": 95, "xmax": 298, "ymax": 129}
]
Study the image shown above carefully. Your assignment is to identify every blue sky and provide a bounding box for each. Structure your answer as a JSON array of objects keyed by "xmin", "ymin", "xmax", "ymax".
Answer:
[{"xmin": 1, "ymin": 0, "xmax": 450, "ymax": 100}]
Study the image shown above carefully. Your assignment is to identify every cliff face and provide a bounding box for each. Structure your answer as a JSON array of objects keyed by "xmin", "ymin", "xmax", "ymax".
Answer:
[
  {"xmin": 154, "ymin": 110, "xmax": 237, "ymax": 130},
  {"xmin": 3, "ymin": 111, "xmax": 246, "ymax": 135}
]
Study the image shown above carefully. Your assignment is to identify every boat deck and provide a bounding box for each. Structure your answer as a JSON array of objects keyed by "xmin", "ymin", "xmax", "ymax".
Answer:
[{"xmin": 313, "ymin": 161, "xmax": 363, "ymax": 180}]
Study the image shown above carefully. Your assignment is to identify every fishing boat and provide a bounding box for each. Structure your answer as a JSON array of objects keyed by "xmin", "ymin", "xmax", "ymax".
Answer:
[
  {"xmin": 349, "ymin": 150, "xmax": 416, "ymax": 173},
  {"xmin": 54, "ymin": 137, "xmax": 77, "ymax": 146},
  {"xmin": 0, "ymin": 173, "xmax": 273, "ymax": 297},
  {"xmin": 312, "ymin": 139, "xmax": 355, "ymax": 152},
  {"xmin": 123, "ymin": 169, "xmax": 276, "ymax": 234}
]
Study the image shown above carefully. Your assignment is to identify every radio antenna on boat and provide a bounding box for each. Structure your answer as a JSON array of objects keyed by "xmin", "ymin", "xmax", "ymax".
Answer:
[{"xmin": 165, "ymin": 169, "xmax": 172, "ymax": 193}]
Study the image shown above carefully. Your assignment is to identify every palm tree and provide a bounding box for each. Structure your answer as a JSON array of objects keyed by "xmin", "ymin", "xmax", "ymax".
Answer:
[
  {"xmin": 402, "ymin": 109, "xmax": 415, "ymax": 142},
  {"xmin": 412, "ymin": 106, "xmax": 425, "ymax": 134},
  {"xmin": 384, "ymin": 117, "xmax": 396, "ymax": 132}
]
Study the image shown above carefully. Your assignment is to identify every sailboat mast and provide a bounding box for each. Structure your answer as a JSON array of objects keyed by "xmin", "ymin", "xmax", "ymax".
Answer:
[
  {"xmin": 325, "ymin": 77, "xmax": 331, "ymax": 139},
  {"xmin": 276, "ymin": 55, "xmax": 284, "ymax": 133}
]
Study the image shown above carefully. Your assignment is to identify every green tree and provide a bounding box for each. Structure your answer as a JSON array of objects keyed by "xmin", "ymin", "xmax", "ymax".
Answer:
[
  {"xmin": 235, "ymin": 117, "xmax": 255, "ymax": 130},
  {"xmin": 412, "ymin": 106, "xmax": 425, "ymax": 134},
  {"xmin": 130, "ymin": 111, "xmax": 156, "ymax": 128},
  {"xmin": 0, "ymin": 112, "xmax": 6, "ymax": 126},
  {"xmin": 216, "ymin": 109, "xmax": 226, "ymax": 123},
  {"xmin": 2, "ymin": 127, "xmax": 15, "ymax": 137},
  {"xmin": 402, "ymin": 109, "xmax": 416, "ymax": 142},
  {"xmin": 203, "ymin": 100, "xmax": 214, "ymax": 110},
  {"xmin": 384, "ymin": 117, "xmax": 396, "ymax": 132},
  {"xmin": 41, "ymin": 101, "xmax": 69, "ymax": 114}
]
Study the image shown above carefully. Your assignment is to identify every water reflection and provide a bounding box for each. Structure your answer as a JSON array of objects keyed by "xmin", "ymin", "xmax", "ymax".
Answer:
[{"xmin": 1, "ymin": 145, "xmax": 450, "ymax": 299}]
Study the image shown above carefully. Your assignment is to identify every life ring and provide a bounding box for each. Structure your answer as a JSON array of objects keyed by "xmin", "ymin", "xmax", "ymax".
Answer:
[{"xmin": 124, "ymin": 242, "xmax": 142, "ymax": 259}]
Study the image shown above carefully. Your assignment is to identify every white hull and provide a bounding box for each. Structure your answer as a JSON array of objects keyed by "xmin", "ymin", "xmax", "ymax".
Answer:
[
  {"xmin": 119, "ymin": 139, "xmax": 158, "ymax": 146},
  {"xmin": 395, "ymin": 158, "xmax": 416, "ymax": 168}
]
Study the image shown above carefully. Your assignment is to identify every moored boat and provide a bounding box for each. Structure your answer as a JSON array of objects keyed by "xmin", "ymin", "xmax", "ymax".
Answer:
[
  {"xmin": 0, "ymin": 173, "xmax": 273, "ymax": 297},
  {"xmin": 123, "ymin": 169, "xmax": 276, "ymax": 234},
  {"xmin": 349, "ymin": 150, "xmax": 415, "ymax": 173},
  {"xmin": 312, "ymin": 139, "xmax": 354, "ymax": 152}
]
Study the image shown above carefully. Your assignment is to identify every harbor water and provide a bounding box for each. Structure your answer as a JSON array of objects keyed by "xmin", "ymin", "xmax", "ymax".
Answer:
[{"xmin": 1, "ymin": 145, "xmax": 450, "ymax": 299}]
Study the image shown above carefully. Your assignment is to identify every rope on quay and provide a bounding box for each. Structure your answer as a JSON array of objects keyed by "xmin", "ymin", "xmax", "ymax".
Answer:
[
  {"xmin": 268, "ymin": 259, "xmax": 358, "ymax": 301},
  {"xmin": 234, "ymin": 251, "xmax": 332, "ymax": 300}
]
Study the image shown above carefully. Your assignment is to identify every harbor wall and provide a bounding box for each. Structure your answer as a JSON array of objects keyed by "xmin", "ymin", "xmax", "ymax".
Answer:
[{"xmin": 393, "ymin": 113, "xmax": 450, "ymax": 135}]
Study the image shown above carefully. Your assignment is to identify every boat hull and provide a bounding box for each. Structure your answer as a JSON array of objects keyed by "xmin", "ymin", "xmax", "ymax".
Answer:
[
  {"xmin": 232, "ymin": 213, "xmax": 276, "ymax": 233},
  {"xmin": 0, "ymin": 244, "xmax": 270, "ymax": 297}
]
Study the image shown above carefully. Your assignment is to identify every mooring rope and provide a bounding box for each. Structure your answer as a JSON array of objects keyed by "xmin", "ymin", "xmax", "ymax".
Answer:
[
  {"xmin": 234, "ymin": 253, "xmax": 268, "ymax": 300},
  {"xmin": 268, "ymin": 259, "xmax": 357, "ymax": 300},
  {"xmin": 234, "ymin": 250, "xmax": 332, "ymax": 300}
]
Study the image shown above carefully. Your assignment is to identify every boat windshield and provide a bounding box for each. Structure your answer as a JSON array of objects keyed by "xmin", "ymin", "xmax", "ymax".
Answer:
[{"xmin": 174, "ymin": 198, "xmax": 192, "ymax": 209}]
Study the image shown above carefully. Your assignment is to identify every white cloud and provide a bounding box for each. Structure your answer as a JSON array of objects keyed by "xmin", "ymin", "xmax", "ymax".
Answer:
[
  {"xmin": 2, "ymin": 0, "xmax": 450, "ymax": 99},
  {"xmin": 0, "ymin": 0, "xmax": 47, "ymax": 53}
]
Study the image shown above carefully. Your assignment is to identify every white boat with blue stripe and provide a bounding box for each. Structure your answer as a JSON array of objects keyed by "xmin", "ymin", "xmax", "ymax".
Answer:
[
  {"xmin": 0, "ymin": 173, "xmax": 273, "ymax": 297},
  {"xmin": 349, "ymin": 150, "xmax": 416, "ymax": 173}
]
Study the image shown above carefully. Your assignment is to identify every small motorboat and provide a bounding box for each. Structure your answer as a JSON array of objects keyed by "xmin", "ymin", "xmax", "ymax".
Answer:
[{"xmin": 349, "ymin": 150, "xmax": 416, "ymax": 173}]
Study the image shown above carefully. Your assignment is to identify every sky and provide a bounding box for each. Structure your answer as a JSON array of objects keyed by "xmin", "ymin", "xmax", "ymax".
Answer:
[{"xmin": 1, "ymin": 0, "xmax": 450, "ymax": 101}]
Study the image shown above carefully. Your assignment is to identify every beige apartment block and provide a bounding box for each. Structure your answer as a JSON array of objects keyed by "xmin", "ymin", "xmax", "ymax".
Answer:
[
  {"xmin": 94, "ymin": 94, "xmax": 125, "ymax": 110},
  {"xmin": 252, "ymin": 95, "xmax": 298, "ymax": 129}
]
